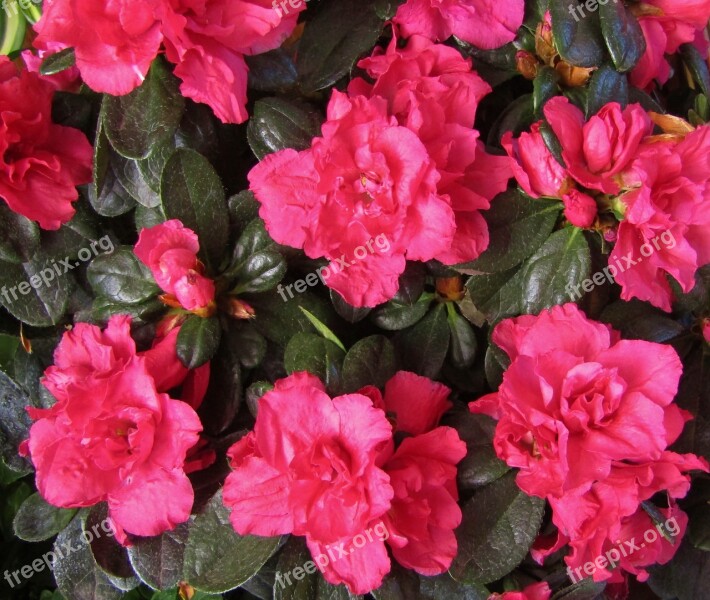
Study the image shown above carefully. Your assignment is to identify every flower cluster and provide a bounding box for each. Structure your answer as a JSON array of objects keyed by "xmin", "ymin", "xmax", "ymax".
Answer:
[
  {"xmin": 33, "ymin": 0, "xmax": 305, "ymax": 123},
  {"xmin": 21, "ymin": 316, "xmax": 212, "ymax": 543},
  {"xmin": 505, "ymin": 98, "xmax": 710, "ymax": 311},
  {"xmin": 249, "ymin": 35, "xmax": 512, "ymax": 307},
  {"xmin": 222, "ymin": 371, "xmax": 465, "ymax": 593},
  {"xmin": 470, "ymin": 304, "xmax": 709, "ymax": 583}
]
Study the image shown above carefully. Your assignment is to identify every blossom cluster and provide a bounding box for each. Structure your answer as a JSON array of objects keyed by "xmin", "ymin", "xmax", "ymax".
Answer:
[
  {"xmin": 223, "ymin": 371, "xmax": 466, "ymax": 593},
  {"xmin": 505, "ymin": 98, "xmax": 710, "ymax": 311},
  {"xmin": 470, "ymin": 304, "xmax": 708, "ymax": 583}
]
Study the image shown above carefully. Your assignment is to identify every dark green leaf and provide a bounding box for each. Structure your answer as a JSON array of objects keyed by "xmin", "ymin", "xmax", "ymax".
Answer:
[
  {"xmin": 13, "ymin": 493, "xmax": 76, "ymax": 542},
  {"xmin": 127, "ymin": 524, "xmax": 189, "ymax": 590},
  {"xmin": 447, "ymin": 307, "xmax": 478, "ymax": 369},
  {"xmin": 648, "ymin": 540, "xmax": 710, "ymax": 600},
  {"xmin": 86, "ymin": 503, "xmax": 138, "ymax": 585},
  {"xmin": 533, "ymin": 66, "xmax": 559, "ymax": 117},
  {"xmin": 0, "ymin": 204, "xmax": 40, "ymax": 264},
  {"xmin": 586, "ymin": 64, "xmax": 628, "ymax": 117},
  {"xmin": 341, "ymin": 335, "xmax": 396, "ymax": 393},
  {"xmin": 487, "ymin": 94, "xmax": 536, "ymax": 146},
  {"xmin": 228, "ymin": 191, "xmax": 261, "ymax": 235},
  {"xmin": 233, "ymin": 251, "xmax": 286, "ymax": 295},
  {"xmin": 274, "ymin": 537, "xmax": 318, "ymax": 600},
  {"xmin": 246, "ymin": 49, "xmax": 298, "ymax": 93},
  {"xmin": 284, "ymin": 333, "xmax": 345, "ymax": 393},
  {"xmin": 53, "ymin": 516, "xmax": 123, "ymax": 600},
  {"xmin": 681, "ymin": 43, "xmax": 710, "ymax": 97},
  {"xmin": 484, "ymin": 343, "xmax": 509, "ymax": 391},
  {"xmin": 465, "ymin": 267, "xmax": 524, "ymax": 324},
  {"xmin": 39, "ymin": 48, "xmax": 76, "ymax": 76},
  {"xmin": 330, "ymin": 290, "xmax": 371, "ymax": 324},
  {"xmin": 550, "ymin": 579, "xmax": 606, "ymax": 600},
  {"xmin": 177, "ymin": 316, "xmax": 222, "ymax": 369},
  {"xmin": 160, "ymin": 149, "xmax": 228, "ymax": 270},
  {"xmin": 550, "ymin": 1, "xmax": 606, "ymax": 67},
  {"xmin": 297, "ymin": 0, "xmax": 384, "ymax": 93},
  {"xmin": 199, "ymin": 331, "xmax": 242, "ymax": 436},
  {"xmin": 247, "ymin": 98, "xmax": 322, "ymax": 160},
  {"xmin": 520, "ymin": 227, "xmax": 591, "ymax": 314},
  {"xmin": 0, "ymin": 256, "xmax": 73, "ymax": 327},
  {"xmin": 450, "ymin": 471, "xmax": 545, "ymax": 584},
  {"xmin": 112, "ymin": 154, "xmax": 161, "ymax": 208},
  {"xmin": 396, "ymin": 304, "xmax": 450, "ymax": 378},
  {"xmin": 599, "ymin": 0, "xmax": 645, "ymax": 72},
  {"xmin": 446, "ymin": 411, "xmax": 510, "ymax": 491},
  {"xmin": 182, "ymin": 491, "xmax": 282, "ymax": 593},
  {"xmin": 600, "ymin": 300, "xmax": 684, "ymax": 343},
  {"xmin": 102, "ymin": 58, "xmax": 185, "ymax": 160},
  {"xmin": 458, "ymin": 191, "xmax": 561, "ymax": 274},
  {"xmin": 87, "ymin": 247, "xmax": 159, "ymax": 305}
]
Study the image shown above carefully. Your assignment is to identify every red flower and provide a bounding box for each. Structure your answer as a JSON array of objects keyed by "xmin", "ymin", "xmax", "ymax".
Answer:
[
  {"xmin": 349, "ymin": 36, "xmax": 512, "ymax": 265},
  {"xmin": 502, "ymin": 121, "xmax": 573, "ymax": 199},
  {"xmin": 249, "ymin": 91, "xmax": 455, "ymax": 307},
  {"xmin": 392, "ymin": 0, "xmax": 524, "ymax": 50},
  {"xmin": 34, "ymin": 0, "xmax": 304, "ymax": 123},
  {"xmin": 469, "ymin": 304, "xmax": 701, "ymax": 498},
  {"xmin": 630, "ymin": 0, "xmax": 710, "ymax": 89},
  {"xmin": 0, "ymin": 57, "xmax": 92, "ymax": 230},
  {"xmin": 223, "ymin": 372, "xmax": 394, "ymax": 593},
  {"xmin": 134, "ymin": 220, "xmax": 216, "ymax": 313},
  {"xmin": 24, "ymin": 316, "xmax": 203, "ymax": 541},
  {"xmin": 611, "ymin": 126, "xmax": 710, "ymax": 311},
  {"xmin": 543, "ymin": 98, "xmax": 652, "ymax": 195}
]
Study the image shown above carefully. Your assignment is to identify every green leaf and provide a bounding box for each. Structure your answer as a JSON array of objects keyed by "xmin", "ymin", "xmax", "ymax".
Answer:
[
  {"xmin": 550, "ymin": 1, "xmax": 606, "ymax": 67},
  {"xmin": 198, "ymin": 330, "xmax": 242, "ymax": 436},
  {"xmin": 0, "ymin": 256, "xmax": 73, "ymax": 327},
  {"xmin": 0, "ymin": 204, "xmax": 40, "ymax": 264},
  {"xmin": 396, "ymin": 304, "xmax": 450, "ymax": 378},
  {"xmin": 13, "ymin": 493, "xmax": 77, "ymax": 542},
  {"xmin": 274, "ymin": 537, "xmax": 318, "ymax": 600},
  {"xmin": 284, "ymin": 333, "xmax": 345, "ymax": 393},
  {"xmin": 228, "ymin": 192, "xmax": 261, "ymax": 236},
  {"xmin": 600, "ymin": 300, "xmax": 684, "ymax": 343},
  {"xmin": 233, "ymin": 251, "xmax": 286, "ymax": 295},
  {"xmin": 177, "ymin": 316, "xmax": 222, "ymax": 369},
  {"xmin": 598, "ymin": 0, "xmax": 645, "ymax": 72},
  {"xmin": 182, "ymin": 490, "xmax": 282, "ymax": 593},
  {"xmin": 550, "ymin": 579, "xmax": 606, "ymax": 600},
  {"xmin": 465, "ymin": 267, "xmax": 524, "ymax": 324},
  {"xmin": 53, "ymin": 515, "xmax": 123, "ymax": 600},
  {"xmin": 127, "ymin": 524, "xmax": 189, "ymax": 590},
  {"xmin": 418, "ymin": 574, "xmax": 489, "ymax": 600},
  {"xmin": 247, "ymin": 97, "xmax": 323, "ymax": 160},
  {"xmin": 450, "ymin": 471, "xmax": 545, "ymax": 584},
  {"xmin": 484, "ymin": 343, "xmax": 509, "ymax": 391},
  {"xmin": 341, "ymin": 335, "xmax": 396, "ymax": 393},
  {"xmin": 533, "ymin": 66, "xmax": 560, "ymax": 117},
  {"xmin": 246, "ymin": 48, "xmax": 298, "ymax": 94},
  {"xmin": 112, "ymin": 154, "xmax": 161, "ymax": 208},
  {"xmin": 299, "ymin": 306, "xmax": 346, "ymax": 352},
  {"xmin": 87, "ymin": 247, "xmax": 159, "ymax": 305},
  {"xmin": 520, "ymin": 227, "xmax": 591, "ymax": 315},
  {"xmin": 85, "ymin": 504, "xmax": 138, "ymax": 587},
  {"xmin": 297, "ymin": 0, "xmax": 385, "ymax": 93},
  {"xmin": 648, "ymin": 540, "xmax": 710, "ymax": 600},
  {"xmin": 681, "ymin": 43, "xmax": 710, "ymax": 97},
  {"xmin": 586, "ymin": 64, "xmax": 628, "ymax": 117},
  {"xmin": 102, "ymin": 58, "xmax": 185, "ymax": 160},
  {"xmin": 160, "ymin": 149, "xmax": 228, "ymax": 270},
  {"xmin": 39, "ymin": 47, "xmax": 76, "ymax": 76},
  {"xmin": 447, "ymin": 305, "xmax": 478, "ymax": 369},
  {"xmin": 457, "ymin": 191, "xmax": 561, "ymax": 274},
  {"xmin": 88, "ymin": 132, "xmax": 137, "ymax": 218},
  {"xmin": 487, "ymin": 94, "xmax": 536, "ymax": 146},
  {"xmin": 448, "ymin": 411, "xmax": 510, "ymax": 491},
  {"xmin": 330, "ymin": 290, "xmax": 371, "ymax": 323}
]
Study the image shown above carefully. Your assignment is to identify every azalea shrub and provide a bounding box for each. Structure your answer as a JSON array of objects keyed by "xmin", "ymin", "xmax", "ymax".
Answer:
[{"xmin": 0, "ymin": 1, "xmax": 709, "ymax": 600}]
